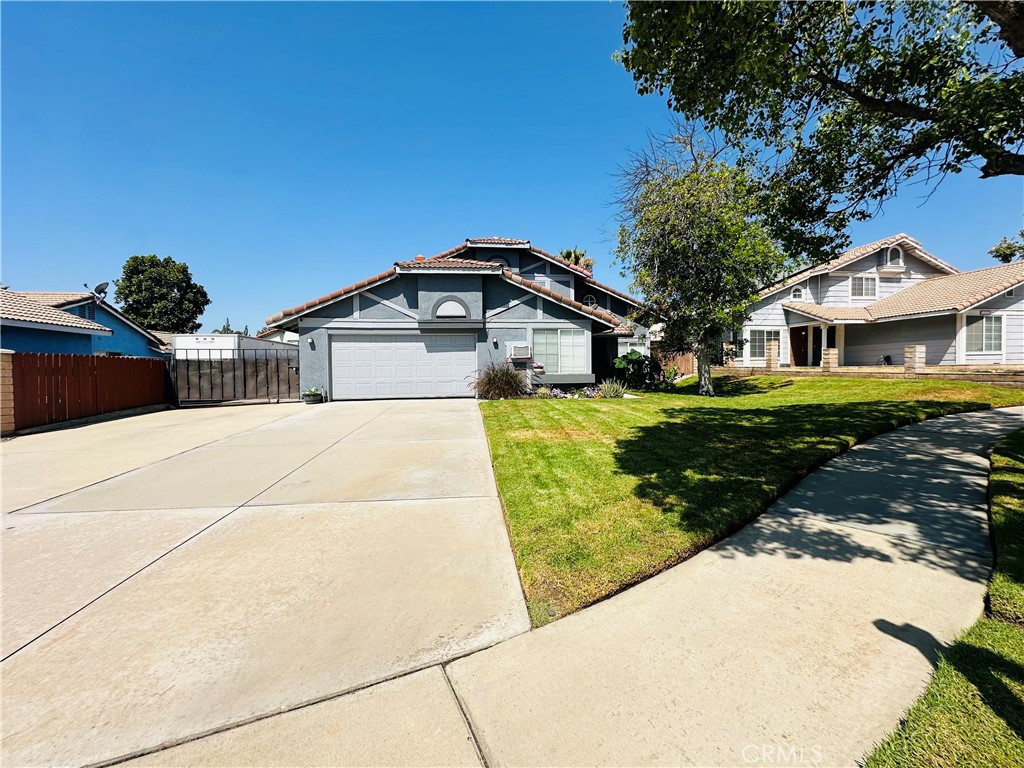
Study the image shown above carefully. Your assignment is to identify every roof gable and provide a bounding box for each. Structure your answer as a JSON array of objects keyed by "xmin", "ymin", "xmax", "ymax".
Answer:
[
  {"xmin": 0, "ymin": 291, "xmax": 112, "ymax": 334},
  {"xmin": 760, "ymin": 234, "xmax": 958, "ymax": 299}
]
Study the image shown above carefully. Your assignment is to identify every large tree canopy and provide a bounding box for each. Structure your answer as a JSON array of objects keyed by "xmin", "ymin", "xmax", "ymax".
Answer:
[
  {"xmin": 113, "ymin": 255, "xmax": 211, "ymax": 334},
  {"xmin": 616, "ymin": 142, "xmax": 787, "ymax": 396},
  {"xmin": 620, "ymin": 1, "xmax": 1024, "ymax": 261}
]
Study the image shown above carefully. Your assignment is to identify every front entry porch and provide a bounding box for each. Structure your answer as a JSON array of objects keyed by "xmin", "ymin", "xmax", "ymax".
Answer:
[{"xmin": 789, "ymin": 324, "xmax": 838, "ymax": 367}]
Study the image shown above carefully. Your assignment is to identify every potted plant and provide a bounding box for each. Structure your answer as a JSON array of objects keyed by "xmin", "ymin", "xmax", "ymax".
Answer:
[{"xmin": 301, "ymin": 387, "xmax": 324, "ymax": 405}]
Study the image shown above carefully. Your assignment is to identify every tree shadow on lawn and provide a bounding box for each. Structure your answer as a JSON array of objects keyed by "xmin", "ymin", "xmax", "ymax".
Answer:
[
  {"xmin": 874, "ymin": 619, "xmax": 1024, "ymax": 742},
  {"xmin": 613, "ymin": 399, "xmax": 997, "ymax": 578}
]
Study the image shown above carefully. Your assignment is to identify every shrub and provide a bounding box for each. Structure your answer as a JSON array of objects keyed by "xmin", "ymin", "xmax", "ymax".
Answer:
[
  {"xmin": 535, "ymin": 387, "xmax": 553, "ymax": 399},
  {"xmin": 471, "ymin": 361, "xmax": 529, "ymax": 400},
  {"xmin": 613, "ymin": 350, "xmax": 662, "ymax": 389},
  {"xmin": 599, "ymin": 379, "xmax": 626, "ymax": 398}
]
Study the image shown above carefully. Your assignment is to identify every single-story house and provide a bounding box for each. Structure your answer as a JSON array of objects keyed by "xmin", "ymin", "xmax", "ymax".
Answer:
[
  {"xmin": 1, "ymin": 290, "xmax": 166, "ymax": 358},
  {"xmin": 738, "ymin": 234, "xmax": 1024, "ymax": 367},
  {"xmin": 1, "ymin": 290, "xmax": 113, "ymax": 354},
  {"xmin": 265, "ymin": 237, "xmax": 644, "ymax": 399}
]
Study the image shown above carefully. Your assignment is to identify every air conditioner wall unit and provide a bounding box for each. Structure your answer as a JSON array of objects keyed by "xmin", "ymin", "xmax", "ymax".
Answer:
[{"xmin": 507, "ymin": 343, "xmax": 532, "ymax": 359}]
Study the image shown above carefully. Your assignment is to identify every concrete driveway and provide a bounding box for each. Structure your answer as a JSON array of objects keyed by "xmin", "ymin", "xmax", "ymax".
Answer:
[{"xmin": 1, "ymin": 400, "xmax": 529, "ymax": 767}]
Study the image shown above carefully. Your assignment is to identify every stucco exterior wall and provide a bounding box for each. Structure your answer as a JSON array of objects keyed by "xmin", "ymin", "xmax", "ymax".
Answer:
[
  {"xmin": 0, "ymin": 326, "xmax": 95, "ymax": 355},
  {"xmin": 90, "ymin": 305, "xmax": 163, "ymax": 357}
]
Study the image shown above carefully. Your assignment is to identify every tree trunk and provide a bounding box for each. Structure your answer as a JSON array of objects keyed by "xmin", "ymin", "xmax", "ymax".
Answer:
[{"xmin": 695, "ymin": 342, "xmax": 715, "ymax": 396}]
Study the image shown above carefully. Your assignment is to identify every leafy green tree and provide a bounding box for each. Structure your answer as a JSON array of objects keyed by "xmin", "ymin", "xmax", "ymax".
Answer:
[
  {"xmin": 615, "ymin": 138, "xmax": 788, "ymax": 396},
  {"xmin": 991, "ymin": 230, "xmax": 1024, "ymax": 262},
  {"xmin": 559, "ymin": 247, "xmax": 596, "ymax": 272},
  {"xmin": 620, "ymin": 1, "xmax": 1024, "ymax": 261},
  {"xmin": 213, "ymin": 319, "xmax": 251, "ymax": 335},
  {"xmin": 113, "ymin": 255, "xmax": 211, "ymax": 334}
]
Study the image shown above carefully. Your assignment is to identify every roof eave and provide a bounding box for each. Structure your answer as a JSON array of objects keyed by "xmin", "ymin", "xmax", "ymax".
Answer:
[{"xmin": 0, "ymin": 318, "xmax": 113, "ymax": 336}]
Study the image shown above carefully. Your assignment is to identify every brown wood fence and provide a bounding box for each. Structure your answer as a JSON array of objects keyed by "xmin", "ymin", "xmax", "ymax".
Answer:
[{"xmin": 11, "ymin": 353, "xmax": 169, "ymax": 430}]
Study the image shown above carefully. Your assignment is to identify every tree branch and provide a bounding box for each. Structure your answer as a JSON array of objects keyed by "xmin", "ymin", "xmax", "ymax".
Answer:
[{"xmin": 973, "ymin": 1, "xmax": 1024, "ymax": 58}]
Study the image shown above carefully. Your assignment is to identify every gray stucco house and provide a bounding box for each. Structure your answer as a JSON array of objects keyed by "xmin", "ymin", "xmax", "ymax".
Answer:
[
  {"xmin": 265, "ymin": 237, "xmax": 644, "ymax": 399},
  {"xmin": 739, "ymin": 233, "xmax": 1024, "ymax": 368}
]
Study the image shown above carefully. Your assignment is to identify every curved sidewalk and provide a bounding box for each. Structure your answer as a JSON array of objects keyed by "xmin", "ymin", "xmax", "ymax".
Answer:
[{"xmin": 445, "ymin": 406, "xmax": 1024, "ymax": 767}]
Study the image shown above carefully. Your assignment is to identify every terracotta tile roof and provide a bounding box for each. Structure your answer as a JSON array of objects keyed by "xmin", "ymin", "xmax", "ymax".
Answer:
[
  {"xmin": 867, "ymin": 261, "xmax": 1024, "ymax": 320},
  {"xmin": 782, "ymin": 303, "xmax": 872, "ymax": 322},
  {"xmin": 148, "ymin": 330, "xmax": 175, "ymax": 348},
  {"xmin": 265, "ymin": 268, "xmax": 397, "ymax": 324},
  {"xmin": 426, "ymin": 238, "xmax": 596, "ymax": 278},
  {"xmin": 467, "ymin": 237, "xmax": 530, "ymax": 246},
  {"xmin": 760, "ymin": 234, "xmax": 959, "ymax": 298},
  {"xmin": 395, "ymin": 257, "xmax": 504, "ymax": 271},
  {"xmin": 10, "ymin": 291, "xmax": 94, "ymax": 308},
  {"xmin": 1, "ymin": 291, "xmax": 112, "ymax": 333},
  {"xmin": 501, "ymin": 270, "xmax": 622, "ymax": 328}
]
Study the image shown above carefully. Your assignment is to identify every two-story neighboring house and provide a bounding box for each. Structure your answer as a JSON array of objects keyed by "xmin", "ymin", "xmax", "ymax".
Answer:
[
  {"xmin": 264, "ymin": 237, "xmax": 644, "ymax": 399},
  {"xmin": 739, "ymin": 234, "xmax": 1024, "ymax": 368}
]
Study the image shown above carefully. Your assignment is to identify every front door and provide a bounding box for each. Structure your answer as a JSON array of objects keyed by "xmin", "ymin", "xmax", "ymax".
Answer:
[
  {"xmin": 789, "ymin": 327, "xmax": 809, "ymax": 367},
  {"xmin": 811, "ymin": 327, "xmax": 823, "ymax": 367}
]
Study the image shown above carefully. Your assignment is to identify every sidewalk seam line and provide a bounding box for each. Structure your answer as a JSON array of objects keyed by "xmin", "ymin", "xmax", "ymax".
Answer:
[{"xmin": 441, "ymin": 664, "xmax": 490, "ymax": 768}]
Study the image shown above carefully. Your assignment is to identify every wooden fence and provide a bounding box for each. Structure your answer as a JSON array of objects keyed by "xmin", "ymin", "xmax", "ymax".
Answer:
[{"xmin": 11, "ymin": 353, "xmax": 169, "ymax": 431}]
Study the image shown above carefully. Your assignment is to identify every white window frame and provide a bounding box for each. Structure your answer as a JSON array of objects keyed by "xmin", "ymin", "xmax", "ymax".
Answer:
[
  {"xmin": 885, "ymin": 245, "xmax": 903, "ymax": 266},
  {"xmin": 850, "ymin": 276, "xmax": 877, "ymax": 300},
  {"xmin": 1005, "ymin": 288, "xmax": 1017, "ymax": 298},
  {"xmin": 965, "ymin": 313, "xmax": 1004, "ymax": 356},
  {"xmin": 790, "ymin": 286, "xmax": 804, "ymax": 300},
  {"xmin": 533, "ymin": 327, "xmax": 587, "ymax": 374},
  {"xmin": 747, "ymin": 328, "xmax": 782, "ymax": 361}
]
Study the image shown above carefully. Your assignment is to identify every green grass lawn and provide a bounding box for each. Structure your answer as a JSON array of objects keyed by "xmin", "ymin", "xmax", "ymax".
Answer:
[
  {"xmin": 865, "ymin": 428, "xmax": 1024, "ymax": 768},
  {"xmin": 480, "ymin": 376, "xmax": 1024, "ymax": 627}
]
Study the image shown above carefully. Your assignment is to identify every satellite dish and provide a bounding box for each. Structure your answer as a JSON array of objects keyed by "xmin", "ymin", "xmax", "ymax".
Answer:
[{"xmin": 92, "ymin": 281, "xmax": 109, "ymax": 301}]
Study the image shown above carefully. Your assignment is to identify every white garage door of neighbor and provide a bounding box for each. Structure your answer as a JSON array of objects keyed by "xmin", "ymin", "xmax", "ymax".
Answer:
[{"xmin": 331, "ymin": 334, "xmax": 478, "ymax": 399}]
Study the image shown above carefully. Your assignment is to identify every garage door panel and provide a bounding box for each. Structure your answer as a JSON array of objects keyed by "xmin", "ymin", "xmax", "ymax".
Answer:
[{"xmin": 331, "ymin": 334, "xmax": 476, "ymax": 400}]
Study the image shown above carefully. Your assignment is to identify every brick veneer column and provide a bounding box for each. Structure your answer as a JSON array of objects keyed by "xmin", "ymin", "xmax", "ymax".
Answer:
[
  {"xmin": 821, "ymin": 349, "xmax": 839, "ymax": 371},
  {"xmin": 765, "ymin": 339, "xmax": 780, "ymax": 372},
  {"xmin": 0, "ymin": 349, "xmax": 14, "ymax": 435},
  {"xmin": 904, "ymin": 345, "xmax": 926, "ymax": 378}
]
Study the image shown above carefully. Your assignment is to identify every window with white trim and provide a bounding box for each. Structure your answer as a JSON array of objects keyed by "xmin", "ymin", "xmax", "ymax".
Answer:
[
  {"xmin": 851, "ymin": 276, "xmax": 877, "ymax": 299},
  {"xmin": 885, "ymin": 246, "xmax": 903, "ymax": 266},
  {"xmin": 748, "ymin": 329, "xmax": 781, "ymax": 359},
  {"xmin": 790, "ymin": 286, "xmax": 804, "ymax": 300},
  {"xmin": 533, "ymin": 328, "xmax": 586, "ymax": 373},
  {"xmin": 966, "ymin": 315, "xmax": 1002, "ymax": 353},
  {"xmin": 1005, "ymin": 288, "xmax": 1016, "ymax": 298}
]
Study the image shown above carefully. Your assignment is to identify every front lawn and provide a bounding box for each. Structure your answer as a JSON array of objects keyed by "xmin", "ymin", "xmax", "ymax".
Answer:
[
  {"xmin": 481, "ymin": 376, "xmax": 1024, "ymax": 627},
  {"xmin": 864, "ymin": 428, "xmax": 1024, "ymax": 768}
]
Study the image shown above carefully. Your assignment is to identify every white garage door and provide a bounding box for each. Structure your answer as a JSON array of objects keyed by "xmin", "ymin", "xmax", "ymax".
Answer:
[{"xmin": 331, "ymin": 334, "xmax": 477, "ymax": 400}]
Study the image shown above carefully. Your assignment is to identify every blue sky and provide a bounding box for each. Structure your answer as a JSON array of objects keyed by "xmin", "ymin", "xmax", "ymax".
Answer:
[{"xmin": 3, "ymin": 2, "xmax": 1021, "ymax": 332}]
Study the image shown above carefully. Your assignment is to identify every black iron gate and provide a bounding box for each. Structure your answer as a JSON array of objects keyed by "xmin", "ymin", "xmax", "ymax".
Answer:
[{"xmin": 171, "ymin": 349, "xmax": 300, "ymax": 404}]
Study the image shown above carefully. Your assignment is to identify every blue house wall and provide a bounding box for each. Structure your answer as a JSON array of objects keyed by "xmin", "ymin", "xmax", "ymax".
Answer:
[
  {"xmin": 90, "ymin": 304, "xmax": 163, "ymax": 358},
  {"xmin": 0, "ymin": 326, "xmax": 95, "ymax": 354}
]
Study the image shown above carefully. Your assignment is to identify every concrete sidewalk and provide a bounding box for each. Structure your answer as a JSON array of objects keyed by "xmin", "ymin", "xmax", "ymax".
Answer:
[{"xmin": 444, "ymin": 406, "xmax": 1023, "ymax": 767}]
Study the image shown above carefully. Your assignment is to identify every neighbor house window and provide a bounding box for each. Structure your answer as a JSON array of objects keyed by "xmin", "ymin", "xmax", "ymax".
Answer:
[
  {"xmin": 533, "ymin": 328, "xmax": 586, "ymax": 373},
  {"xmin": 966, "ymin": 315, "xmax": 1002, "ymax": 353},
  {"xmin": 748, "ymin": 329, "xmax": 781, "ymax": 359},
  {"xmin": 74, "ymin": 304, "xmax": 96, "ymax": 321},
  {"xmin": 885, "ymin": 246, "xmax": 903, "ymax": 266},
  {"xmin": 851, "ymin": 276, "xmax": 877, "ymax": 299},
  {"xmin": 582, "ymin": 294, "xmax": 598, "ymax": 308},
  {"xmin": 1006, "ymin": 288, "xmax": 1017, "ymax": 298},
  {"xmin": 790, "ymin": 286, "xmax": 804, "ymax": 300}
]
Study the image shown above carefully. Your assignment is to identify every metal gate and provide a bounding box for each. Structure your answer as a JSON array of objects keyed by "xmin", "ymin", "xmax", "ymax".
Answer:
[{"xmin": 171, "ymin": 349, "xmax": 300, "ymax": 404}]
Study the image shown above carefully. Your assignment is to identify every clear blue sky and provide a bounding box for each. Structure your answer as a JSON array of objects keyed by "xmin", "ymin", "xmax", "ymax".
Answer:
[{"xmin": 3, "ymin": 2, "xmax": 1021, "ymax": 332}]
